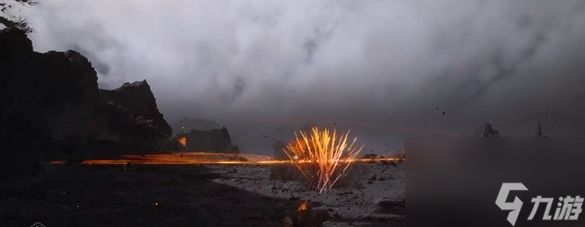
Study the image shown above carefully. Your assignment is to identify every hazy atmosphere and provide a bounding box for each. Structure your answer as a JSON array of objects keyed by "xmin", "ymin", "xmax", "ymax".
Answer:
[
  {"xmin": 16, "ymin": 0, "xmax": 585, "ymax": 152},
  {"xmin": 3, "ymin": 1, "xmax": 585, "ymax": 225}
]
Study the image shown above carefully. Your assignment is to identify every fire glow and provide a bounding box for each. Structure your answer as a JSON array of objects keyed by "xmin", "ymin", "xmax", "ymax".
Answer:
[
  {"xmin": 177, "ymin": 136, "xmax": 188, "ymax": 147},
  {"xmin": 50, "ymin": 127, "xmax": 401, "ymax": 193},
  {"xmin": 283, "ymin": 127, "xmax": 363, "ymax": 193},
  {"xmin": 49, "ymin": 152, "xmax": 401, "ymax": 165}
]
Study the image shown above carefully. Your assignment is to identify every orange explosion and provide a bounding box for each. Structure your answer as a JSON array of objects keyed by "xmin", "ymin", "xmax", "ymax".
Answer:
[{"xmin": 283, "ymin": 127, "xmax": 363, "ymax": 193}]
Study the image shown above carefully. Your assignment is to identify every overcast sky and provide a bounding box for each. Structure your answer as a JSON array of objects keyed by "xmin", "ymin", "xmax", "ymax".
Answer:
[{"xmin": 13, "ymin": 0, "xmax": 585, "ymax": 152}]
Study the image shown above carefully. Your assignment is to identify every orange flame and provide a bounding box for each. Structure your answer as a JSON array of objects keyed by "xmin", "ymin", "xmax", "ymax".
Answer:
[
  {"xmin": 49, "ymin": 153, "xmax": 402, "ymax": 165},
  {"xmin": 177, "ymin": 136, "xmax": 188, "ymax": 147},
  {"xmin": 297, "ymin": 200, "xmax": 311, "ymax": 212},
  {"xmin": 283, "ymin": 127, "xmax": 363, "ymax": 193}
]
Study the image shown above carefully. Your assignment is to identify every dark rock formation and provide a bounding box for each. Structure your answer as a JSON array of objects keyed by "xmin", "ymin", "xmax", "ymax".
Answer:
[
  {"xmin": 100, "ymin": 80, "xmax": 172, "ymax": 137},
  {"xmin": 171, "ymin": 117, "xmax": 221, "ymax": 135},
  {"xmin": 482, "ymin": 122, "xmax": 500, "ymax": 137},
  {"xmin": 536, "ymin": 120, "xmax": 545, "ymax": 137},
  {"xmin": 177, "ymin": 127, "xmax": 239, "ymax": 153},
  {"xmin": 475, "ymin": 122, "xmax": 500, "ymax": 137},
  {"xmin": 0, "ymin": 27, "xmax": 172, "ymax": 176}
]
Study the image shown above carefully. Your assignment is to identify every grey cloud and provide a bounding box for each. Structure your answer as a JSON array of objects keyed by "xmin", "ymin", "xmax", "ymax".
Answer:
[
  {"xmin": 17, "ymin": 0, "xmax": 585, "ymax": 152},
  {"xmin": 70, "ymin": 44, "xmax": 112, "ymax": 75}
]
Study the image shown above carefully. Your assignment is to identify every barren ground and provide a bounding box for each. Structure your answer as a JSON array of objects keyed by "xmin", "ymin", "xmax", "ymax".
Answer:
[{"xmin": 0, "ymin": 163, "xmax": 404, "ymax": 226}]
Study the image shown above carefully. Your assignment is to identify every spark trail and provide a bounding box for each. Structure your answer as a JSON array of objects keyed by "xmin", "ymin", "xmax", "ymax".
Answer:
[{"xmin": 282, "ymin": 127, "xmax": 363, "ymax": 193}]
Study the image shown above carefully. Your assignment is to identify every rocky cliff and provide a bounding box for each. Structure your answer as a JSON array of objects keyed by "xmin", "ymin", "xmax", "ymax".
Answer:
[
  {"xmin": 100, "ymin": 80, "xmax": 172, "ymax": 138},
  {"xmin": 0, "ymin": 27, "xmax": 172, "ymax": 176},
  {"xmin": 178, "ymin": 127, "xmax": 239, "ymax": 153}
]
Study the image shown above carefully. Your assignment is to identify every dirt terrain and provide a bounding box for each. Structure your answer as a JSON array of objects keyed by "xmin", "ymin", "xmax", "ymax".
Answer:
[
  {"xmin": 0, "ymin": 163, "xmax": 404, "ymax": 226},
  {"xmin": 211, "ymin": 162, "xmax": 405, "ymax": 226}
]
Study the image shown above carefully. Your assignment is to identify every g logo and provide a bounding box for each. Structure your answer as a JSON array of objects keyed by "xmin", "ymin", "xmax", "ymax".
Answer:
[{"xmin": 496, "ymin": 183, "xmax": 528, "ymax": 226}]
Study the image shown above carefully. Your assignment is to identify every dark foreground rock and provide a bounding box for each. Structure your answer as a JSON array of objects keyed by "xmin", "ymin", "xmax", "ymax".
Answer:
[
  {"xmin": 0, "ymin": 27, "xmax": 172, "ymax": 177},
  {"xmin": 0, "ymin": 165, "xmax": 297, "ymax": 226},
  {"xmin": 100, "ymin": 80, "xmax": 172, "ymax": 138}
]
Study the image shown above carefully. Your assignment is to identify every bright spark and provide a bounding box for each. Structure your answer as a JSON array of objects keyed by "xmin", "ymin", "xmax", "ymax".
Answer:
[{"xmin": 282, "ymin": 127, "xmax": 363, "ymax": 193}]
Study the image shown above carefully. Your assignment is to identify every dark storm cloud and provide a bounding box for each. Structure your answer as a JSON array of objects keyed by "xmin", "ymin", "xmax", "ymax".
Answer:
[
  {"xmin": 445, "ymin": 31, "xmax": 547, "ymax": 109},
  {"xmin": 18, "ymin": 0, "xmax": 585, "ymax": 145}
]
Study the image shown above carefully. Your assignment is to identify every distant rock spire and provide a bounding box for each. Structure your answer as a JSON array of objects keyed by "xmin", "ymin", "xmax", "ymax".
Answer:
[
  {"xmin": 536, "ymin": 120, "xmax": 543, "ymax": 137},
  {"xmin": 481, "ymin": 122, "xmax": 500, "ymax": 137}
]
